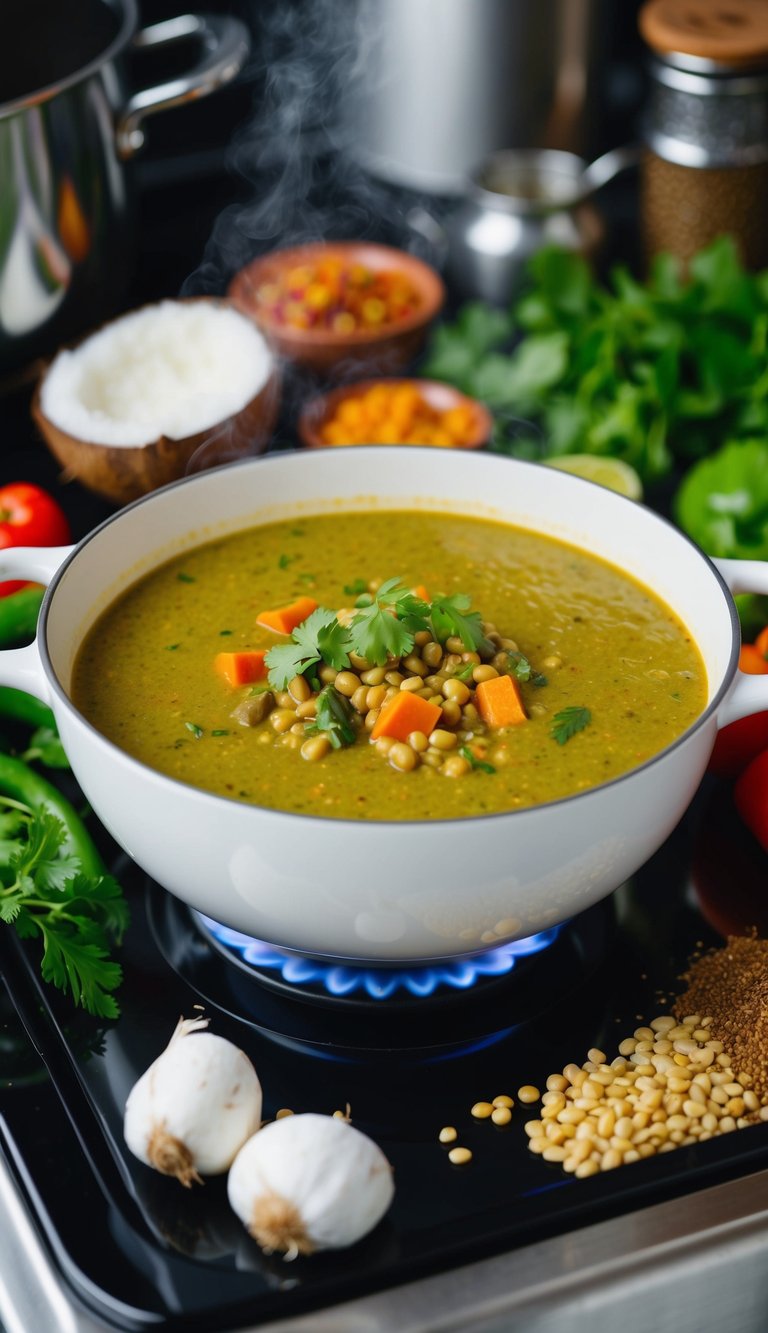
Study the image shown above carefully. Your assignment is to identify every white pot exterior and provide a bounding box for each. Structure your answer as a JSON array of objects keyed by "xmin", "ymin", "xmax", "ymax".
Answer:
[{"xmin": 3, "ymin": 448, "xmax": 768, "ymax": 962}]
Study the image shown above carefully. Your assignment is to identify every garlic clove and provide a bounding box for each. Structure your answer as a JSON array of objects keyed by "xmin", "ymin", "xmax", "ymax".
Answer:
[
  {"xmin": 227, "ymin": 1112, "xmax": 394, "ymax": 1257},
  {"xmin": 124, "ymin": 1017, "xmax": 263, "ymax": 1186}
]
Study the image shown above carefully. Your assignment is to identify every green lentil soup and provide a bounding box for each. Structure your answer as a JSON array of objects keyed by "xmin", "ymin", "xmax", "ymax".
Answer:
[{"xmin": 71, "ymin": 510, "xmax": 707, "ymax": 820}]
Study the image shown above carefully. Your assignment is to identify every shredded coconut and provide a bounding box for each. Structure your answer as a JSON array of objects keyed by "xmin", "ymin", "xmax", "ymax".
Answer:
[{"xmin": 40, "ymin": 300, "xmax": 273, "ymax": 447}]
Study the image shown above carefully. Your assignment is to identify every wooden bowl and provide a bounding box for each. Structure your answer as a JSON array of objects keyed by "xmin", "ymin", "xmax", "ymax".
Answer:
[
  {"xmin": 297, "ymin": 378, "xmax": 493, "ymax": 450},
  {"xmin": 31, "ymin": 299, "xmax": 281, "ymax": 507},
  {"xmin": 227, "ymin": 241, "xmax": 445, "ymax": 378}
]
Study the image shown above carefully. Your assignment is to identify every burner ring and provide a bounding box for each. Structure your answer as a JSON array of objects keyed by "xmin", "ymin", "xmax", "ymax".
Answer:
[{"xmin": 195, "ymin": 915, "xmax": 561, "ymax": 1003}]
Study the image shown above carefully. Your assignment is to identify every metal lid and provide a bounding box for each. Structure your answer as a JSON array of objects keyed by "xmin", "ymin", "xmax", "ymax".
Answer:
[{"xmin": 639, "ymin": 0, "xmax": 768, "ymax": 70}]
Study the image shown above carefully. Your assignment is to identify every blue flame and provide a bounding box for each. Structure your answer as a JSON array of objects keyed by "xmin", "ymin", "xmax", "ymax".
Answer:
[{"xmin": 196, "ymin": 916, "xmax": 560, "ymax": 1000}]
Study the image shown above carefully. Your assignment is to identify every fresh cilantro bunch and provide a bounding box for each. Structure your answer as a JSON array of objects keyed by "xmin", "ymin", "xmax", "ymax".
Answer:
[
  {"xmin": 421, "ymin": 237, "xmax": 768, "ymax": 487},
  {"xmin": 0, "ymin": 800, "xmax": 128, "ymax": 1018}
]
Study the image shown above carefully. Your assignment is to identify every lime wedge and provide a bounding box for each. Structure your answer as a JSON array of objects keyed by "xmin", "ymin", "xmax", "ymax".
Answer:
[{"xmin": 543, "ymin": 454, "xmax": 643, "ymax": 501}]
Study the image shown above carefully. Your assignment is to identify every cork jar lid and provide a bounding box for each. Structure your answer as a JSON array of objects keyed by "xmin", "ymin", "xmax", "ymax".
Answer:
[{"xmin": 639, "ymin": 0, "xmax": 768, "ymax": 67}]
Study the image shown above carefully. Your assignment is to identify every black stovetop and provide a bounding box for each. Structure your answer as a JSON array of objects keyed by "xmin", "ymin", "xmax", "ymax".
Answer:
[{"xmin": 2, "ymin": 778, "xmax": 768, "ymax": 1331}]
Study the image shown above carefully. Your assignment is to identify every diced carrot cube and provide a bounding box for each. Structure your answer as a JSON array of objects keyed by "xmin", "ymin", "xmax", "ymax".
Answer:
[
  {"xmin": 256, "ymin": 597, "xmax": 318, "ymax": 635},
  {"xmin": 215, "ymin": 650, "xmax": 268, "ymax": 687},
  {"xmin": 739, "ymin": 644, "xmax": 768, "ymax": 675},
  {"xmin": 370, "ymin": 691, "xmax": 442, "ymax": 742},
  {"xmin": 413, "ymin": 584, "xmax": 430, "ymax": 602},
  {"xmin": 475, "ymin": 673, "xmax": 527, "ymax": 728}
]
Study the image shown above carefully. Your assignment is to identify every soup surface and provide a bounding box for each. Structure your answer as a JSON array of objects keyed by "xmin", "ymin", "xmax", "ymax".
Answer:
[{"xmin": 71, "ymin": 510, "xmax": 707, "ymax": 820}]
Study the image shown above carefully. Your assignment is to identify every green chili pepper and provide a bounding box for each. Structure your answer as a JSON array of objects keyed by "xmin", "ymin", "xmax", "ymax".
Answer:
[
  {"xmin": 0, "ymin": 686, "xmax": 55, "ymax": 731},
  {"xmin": 0, "ymin": 752, "xmax": 104, "ymax": 875},
  {"xmin": 0, "ymin": 586, "xmax": 44, "ymax": 648}
]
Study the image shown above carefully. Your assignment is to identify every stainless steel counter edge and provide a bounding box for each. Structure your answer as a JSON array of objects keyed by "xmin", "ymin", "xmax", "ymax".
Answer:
[{"xmin": 2, "ymin": 1145, "xmax": 768, "ymax": 1333}]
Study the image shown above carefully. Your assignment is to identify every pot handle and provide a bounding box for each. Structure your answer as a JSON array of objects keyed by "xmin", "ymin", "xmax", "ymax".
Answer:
[
  {"xmin": 116, "ymin": 13, "xmax": 250, "ymax": 159},
  {"xmin": 0, "ymin": 545, "xmax": 74, "ymax": 705},
  {"xmin": 714, "ymin": 557, "xmax": 768, "ymax": 726}
]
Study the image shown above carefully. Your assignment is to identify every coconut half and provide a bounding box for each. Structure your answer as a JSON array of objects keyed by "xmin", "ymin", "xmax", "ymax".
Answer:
[{"xmin": 32, "ymin": 298, "xmax": 280, "ymax": 505}]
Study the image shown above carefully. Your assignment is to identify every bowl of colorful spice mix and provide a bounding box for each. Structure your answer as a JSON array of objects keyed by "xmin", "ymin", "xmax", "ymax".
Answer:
[{"xmin": 227, "ymin": 241, "xmax": 445, "ymax": 377}]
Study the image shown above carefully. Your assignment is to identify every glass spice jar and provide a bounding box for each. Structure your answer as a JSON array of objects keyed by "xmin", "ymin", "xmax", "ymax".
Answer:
[{"xmin": 638, "ymin": 0, "xmax": 768, "ymax": 268}]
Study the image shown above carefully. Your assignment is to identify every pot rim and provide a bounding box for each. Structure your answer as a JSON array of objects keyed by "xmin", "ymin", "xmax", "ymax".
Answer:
[
  {"xmin": 36, "ymin": 447, "xmax": 741, "ymax": 829},
  {"xmin": 0, "ymin": 0, "xmax": 137, "ymax": 121}
]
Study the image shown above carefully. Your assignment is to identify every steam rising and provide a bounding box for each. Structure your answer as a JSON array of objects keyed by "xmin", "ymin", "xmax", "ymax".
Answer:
[{"xmin": 181, "ymin": 0, "xmax": 444, "ymax": 300}]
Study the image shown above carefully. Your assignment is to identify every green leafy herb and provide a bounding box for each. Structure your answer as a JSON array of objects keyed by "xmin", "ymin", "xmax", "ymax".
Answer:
[
  {"xmin": 348, "ymin": 578, "xmax": 430, "ymax": 665},
  {"xmin": 165, "ymin": 643, "xmax": 180, "ymax": 651},
  {"xmin": 21, "ymin": 726, "xmax": 69, "ymax": 770},
  {"xmin": 506, "ymin": 651, "xmax": 547, "ymax": 687},
  {"xmin": 177, "ymin": 572, "xmax": 195, "ymax": 583},
  {"xmin": 344, "ymin": 578, "xmax": 369, "ymax": 597},
  {"xmin": 421, "ymin": 236, "xmax": 768, "ymax": 487},
  {"xmin": 278, "ymin": 553, "xmax": 296, "ymax": 569},
  {"xmin": 305, "ymin": 685, "xmax": 357, "ymax": 749},
  {"xmin": 551, "ymin": 706, "xmax": 591, "ymax": 745},
  {"xmin": 429, "ymin": 593, "xmax": 492, "ymax": 655},
  {"xmin": 211, "ymin": 729, "xmax": 230, "ymax": 736},
  {"xmin": 459, "ymin": 745, "xmax": 496, "ymax": 774},
  {"xmin": 0, "ymin": 803, "xmax": 127, "ymax": 1018},
  {"xmin": 185, "ymin": 722, "xmax": 204, "ymax": 739},
  {"xmin": 219, "ymin": 629, "xmax": 233, "ymax": 636},
  {"xmin": 355, "ymin": 593, "xmax": 374, "ymax": 608},
  {"xmin": 266, "ymin": 608, "xmax": 351, "ymax": 689},
  {"xmin": 456, "ymin": 661, "xmax": 476, "ymax": 681},
  {"xmin": 298, "ymin": 573, "xmax": 317, "ymax": 584}
]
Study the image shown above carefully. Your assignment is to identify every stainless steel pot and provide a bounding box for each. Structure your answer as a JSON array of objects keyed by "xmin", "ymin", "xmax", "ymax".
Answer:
[
  {"xmin": 0, "ymin": 0, "xmax": 249, "ymax": 381},
  {"xmin": 343, "ymin": 0, "xmax": 609, "ymax": 196}
]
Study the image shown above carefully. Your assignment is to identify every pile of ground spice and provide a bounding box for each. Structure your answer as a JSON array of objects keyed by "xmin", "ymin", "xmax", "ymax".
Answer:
[{"xmin": 673, "ymin": 934, "xmax": 768, "ymax": 1102}]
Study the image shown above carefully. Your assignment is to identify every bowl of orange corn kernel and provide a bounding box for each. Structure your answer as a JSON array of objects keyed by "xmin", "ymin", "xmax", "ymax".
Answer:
[
  {"xmin": 297, "ymin": 378, "xmax": 493, "ymax": 450},
  {"xmin": 228, "ymin": 241, "xmax": 445, "ymax": 376}
]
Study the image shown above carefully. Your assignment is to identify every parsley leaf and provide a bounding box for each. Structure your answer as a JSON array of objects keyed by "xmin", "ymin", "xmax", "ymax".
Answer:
[
  {"xmin": 305, "ymin": 685, "xmax": 357, "ymax": 749},
  {"xmin": 348, "ymin": 578, "xmax": 430, "ymax": 665},
  {"xmin": 506, "ymin": 651, "xmax": 547, "ymax": 687},
  {"xmin": 429, "ymin": 593, "xmax": 492, "ymax": 655},
  {"xmin": 344, "ymin": 578, "xmax": 369, "ymax": 597},
  {"xmin": 551, "ymin": 706, "xmax": 591, "ymax": 745},
  {"xmin": 459, "ymin": 745, "xmax": 496, "ymax": 774},
  {"xmin": 266, "ymin": 607, "xmax": 351, "ymax": 689},
  {"xmin": 0, "ymin": 802, "xmax": 127, "ymax": 1017}
]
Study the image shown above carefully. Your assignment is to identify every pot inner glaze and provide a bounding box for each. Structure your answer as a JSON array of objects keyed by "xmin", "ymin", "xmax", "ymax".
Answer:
[{"xmin": 0, "ymin": 0, "xmax": 124, "ymax": 106}]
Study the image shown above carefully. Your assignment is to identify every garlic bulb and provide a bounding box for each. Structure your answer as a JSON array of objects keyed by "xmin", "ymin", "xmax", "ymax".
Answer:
[
  {"xmin": 227, "ymin": 1112, "xmax": 394, "ymax": 1258},
  {"xmin": 124, "ymin": 1017, "xmax": 262, "ymax": 1187}
]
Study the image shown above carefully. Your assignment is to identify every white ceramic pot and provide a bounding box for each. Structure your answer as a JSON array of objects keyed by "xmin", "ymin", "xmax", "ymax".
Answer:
[{"xmin": 2, "ymin": 449, "xmax": 768, "ymax": 963}]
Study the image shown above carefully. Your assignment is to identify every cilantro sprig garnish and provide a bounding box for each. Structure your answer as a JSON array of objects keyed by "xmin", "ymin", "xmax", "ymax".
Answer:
[
  {"xmin": 348, "ymin": 578, "xmax": 429, "ymax": 665},
  {"xmin": 0, "ymin": 801, "xmax": 128, "ymax": 1018},
  {"xmin": 266, "ymin": 607, "xmax": 351, "ymax": 689},
  {"xmin": 507, "ymin": 651, "xmax": 548, "ymax": 688},
  {"xmin": 305, "ymin": 685, "xmax": 358, "ymax": 749},
  {"xmin": 551, "ymin": 706, "xmax": 591, "ymax": 745},
  {"xmin": 265, "ymin": 579, "xmax": 495, "ymax": 681}
]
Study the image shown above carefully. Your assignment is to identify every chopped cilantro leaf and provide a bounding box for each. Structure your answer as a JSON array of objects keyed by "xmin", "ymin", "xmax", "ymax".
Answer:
[
  {"xmin": 349, "ymin": 578, "xmax": 431, "ymax": 665},
  {"xmin": 429, "ymin": 593, "xmax": 492, "ymax": 655},
  {"xmin": 459, "ymin": 745, "xmax": 496, "ymax": 774},
  {"xmin": 165, "ymin": 643, "xmax": 180, "ymax": 651},
  {"xmin": 219, "ymin": 629, "xmax": 233, "ymax": 636},
  {"xmin": 278, "ymin": 553, "xmax": 297, "ymax": 569},
  {"xmin": 185, "ymin": 722, "xmax": 204, "ymax": 739},
  {"xmin": 344, "ymin": 578, "xmax": 369, "ymax": 597},
  {"xmin": 266, "ymin": 608, "xmax": 351, "ymax": 689},
  {"xmin": 211, "ymin": 729, "xmax": 230, "ymax": 736},
  {"xmin": 551, "ymin": 706, "xmax": 591, "ymax": 745},
  {"xmin": 305, "ymin": 685, "xmax": 357, "ymax": 749},
  {"xmin": 177, "ymin": 572, "xmax": 195, "ymax": 583}
]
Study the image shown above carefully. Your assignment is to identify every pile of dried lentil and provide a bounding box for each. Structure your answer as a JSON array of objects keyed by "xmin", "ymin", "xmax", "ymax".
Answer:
[{"xmin": 441, "ymin": 933, "xmax": 768, "ymax": 1176}]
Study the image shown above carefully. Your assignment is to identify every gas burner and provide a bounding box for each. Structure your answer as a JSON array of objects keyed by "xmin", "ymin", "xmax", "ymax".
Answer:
[
  {"xmin": 148, "ymin": 880, "xmax": 614, "ymax": 1059},
  {"xmin": 194, "ymin": 915, "xmax": 561, "ymax": 1003}
]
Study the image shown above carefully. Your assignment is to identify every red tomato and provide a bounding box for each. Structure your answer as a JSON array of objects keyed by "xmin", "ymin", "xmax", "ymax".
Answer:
[
  {"xmin": 734, "ymin": 746, "xmax": 768, "ymax": 854},
  {"xmin": 0, "ymin": 482, "xmax": 71, "ymax": 597},
  {"xmin": 708, "ymin": 712, "xmax": 768, "ymax": 778}
]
